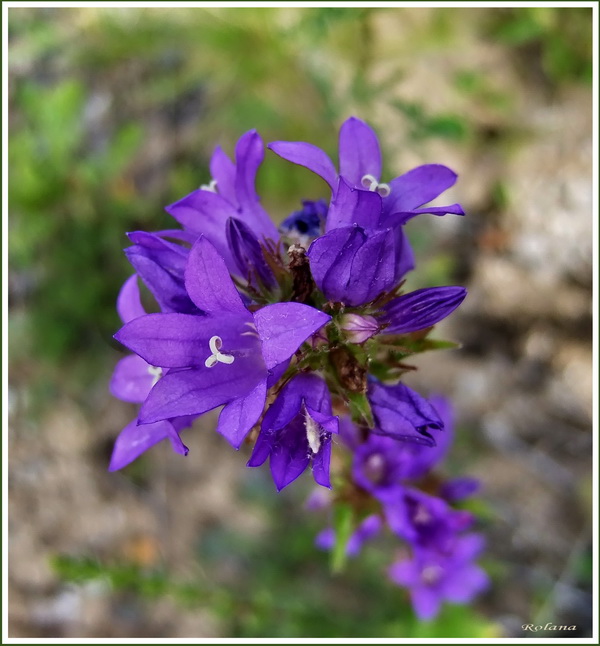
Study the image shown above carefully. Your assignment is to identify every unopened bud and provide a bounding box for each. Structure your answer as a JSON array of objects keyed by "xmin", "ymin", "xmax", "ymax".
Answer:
[{"xmin": 339, "ymin": 313, "xmax": 380, "ymax": 344}]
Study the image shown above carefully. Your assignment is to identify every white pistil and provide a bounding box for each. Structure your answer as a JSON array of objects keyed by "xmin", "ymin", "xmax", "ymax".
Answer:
[
  {"xmin": 304, "ymin": 411, "xmax": 322, "ymax": 454},
  {"xmin": 421, "ymin": 565, "xmax": 443, "ymax": 585},
  {"xmin": 360, "ymin": 173, "xmax": 390, "ymax": 198},
  {"xmin": 205, "ymin": 335, "xmax": 235, "ymax": 368},
  {"xmin": 147, "ymin": 365, "xmax": 163, "ymax": 386},
  {"xmin": 200, "ymin": 178, "xmax": 218, "ymax": 193}
]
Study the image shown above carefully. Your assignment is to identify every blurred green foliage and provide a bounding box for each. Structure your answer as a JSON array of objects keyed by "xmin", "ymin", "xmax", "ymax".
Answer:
[{"xmin": 51, "ymin": 472, "xmax": 498, "ymax": 638}]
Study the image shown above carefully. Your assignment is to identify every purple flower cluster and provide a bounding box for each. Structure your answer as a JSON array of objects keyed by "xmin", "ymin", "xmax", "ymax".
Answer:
[{"xmin": 109, "ymin": 117, "xmax": 487, "ymax": 619}]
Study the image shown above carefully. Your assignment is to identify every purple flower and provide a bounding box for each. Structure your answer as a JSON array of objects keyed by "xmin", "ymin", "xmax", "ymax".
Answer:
[
  {"xmin": 114, "ymin": 237, "xmax": 330, "ymax": 449},
  {"xmin": 339, "ymin": 313, "xmax": 380, "ymax": 344},
  {"xmin": 315, "ymin": 514, "xmax": 382, "ymax": 558},
  {"xmin": 368, "ymin": 379, "xmax": 444, "ymax": 446},
  {"xmin": 165, "ymin": 131, "xmax": 279, "ymax": 272},
  {"xmin": 440, "ymin": 477, "xmax": 481, "ymax": 503},
  {"xmin": 268, "ymin": 116, "xmax": 464, "ymax": 225},
  {"xmin": 308, "ymin": 224, "xmax": 408, "ymax": 307},
  {"xmin": 247, "ymin": 373, "xmax": 339, "ymax": 490},
  {"xmin": 226, "ymin": 217, "xmax": 276, "ymax": 290},
  {"xmin": 109, "ymin": 275, "xmax": 191, "ymax": 470},
  {"xmin": 382, "ymin": 487, "xmax": 473, "ymax": 551},
  {"xmin": 379, "ymin": 286, "xmax": 467, "ymax": 335},
  {"xmin": 388, "ymin": 533, "xmax": 489, "ymax": 620}
]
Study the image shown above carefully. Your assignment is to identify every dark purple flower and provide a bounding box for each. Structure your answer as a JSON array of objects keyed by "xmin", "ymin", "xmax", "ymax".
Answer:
[
  {"xmin": 379, "ymin": 286, "xmax": 467, "ymax": 335},
  {"xmin": 388, "ymin": 533, "xmax": 489, "ymax": 620},
  {"xmin": 247, "ymin": 373, "xmax": 339, "ymax": 490},
  {"xmin": 114, "ymin": 237, "xmax": 330, "ymax": 449},
  {"xmin": 268, "ymin": 116, "xmax": 464, "ymax": 224},
  {"xmin": 315, "ymin": 514, "xmax": 382, "ymax": 558},
  {"xmin": 368, "ymin": 379, "xmax": 444, "ymax": 446},
  {"xmin": 280, "ymin": 199, "xmax": 328, "ymax": 245},
  {"xmin": 165, "ymin": 131, "xmax": 279, "ymax": 272},
  {"xmin": 308, "ymin": 224, "xmax": 407, "ymax": 307},
  {"xmin": 109, "ymin": 275, "xmax": 191, "ymax": 470}
]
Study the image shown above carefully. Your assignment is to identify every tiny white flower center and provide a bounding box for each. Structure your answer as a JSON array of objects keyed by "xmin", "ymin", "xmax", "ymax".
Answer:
[
  {"xmin": 413, "ymin": 504, "xmax": 431, "ymax": 525},
  {"xmin": 360, "ymin": 173, "xmax": 390, "ymax": 198},
  {"xmin": 421, "ymin": 565, "xmax": 443, "ymax": 585},
  {"xmin": 304, "ymin": 412, "xmax": 322, "ymax": 454},
  {"xmin": 200, "ymin": 178, "xmax": 218, "ymax": 193},
  {"xmin": 205, "ymin": 335, "xmax": 235, "ymax": 368},
  {"xmin": 147, "ymin": 365, "xmax": 163, "ymax": 386}
]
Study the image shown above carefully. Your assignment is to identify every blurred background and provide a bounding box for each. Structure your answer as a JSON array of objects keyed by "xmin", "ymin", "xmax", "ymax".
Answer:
[{"xmin": 7, "ymin": 6, "xmax": 594, "ymax": 639}]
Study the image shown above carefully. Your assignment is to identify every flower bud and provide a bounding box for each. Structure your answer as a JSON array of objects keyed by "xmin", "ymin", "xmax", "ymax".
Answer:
[{"xmin": 339, "ymin": 313, "xmax": 380, "ymax": 344}]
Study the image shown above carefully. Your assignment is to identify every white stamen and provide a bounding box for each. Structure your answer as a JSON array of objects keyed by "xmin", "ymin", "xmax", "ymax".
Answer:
[
  {"xmin": 205, "ymin": 335, "xmax": 235, "ymax": 368},
  {"xmin": 413, "ymin": 504, "xmax": 431, "ymax": 525},
  {"xmin": 200, "ymin": 178, "xmax": 218, "ymax": 193},
  {"xmin": 305, "ymin": 411, "xmax": 322, "ymax": 454},
  {"xmin": 421, "ymin": 565, "xmax": 443, "ymax": 585},
  {"xmin": 360, "ymin": 174, "xmax": 390, "ymax": 197},
  {"xmin": 376, "ymin": 183, "xmax": 391, "ymax": 197},
  {"xmin": 147, "ymin": 365, "xmax": 163, "ymax": 386}
]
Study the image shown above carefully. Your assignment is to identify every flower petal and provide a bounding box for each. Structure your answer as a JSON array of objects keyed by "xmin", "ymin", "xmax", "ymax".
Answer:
[
  {"xmin": 385, "ymin": 164, "xmax": 458, "ymax": 213},
  {"xmin": 268, "ymin": 141, "xmax": 337, "ymax": 191},
  {"xmin": 381, "ymin": 286, "xmax": 467, "ymax": 334},
  {"xmin": 325, "ymin": 177, "xmax": 383, "ymax": 232},
  {"xmin": 114, "ymin": 312, "xmax": 257, "ymax": 369},
  {"xmin": 117, "ymin": 275, "xmax": 146, "ymax": 324},
  {"xmin": 210, "ymin": 145, "xmax": 237, "ymax": 206},
  {"xmin": 217, "ymin": 378, "xmax": 267, "ymax": 449},
  {"xmin": 139, "ymin": 364, "xmax": 263, "ymax": 424},
  {"xmin": 338, "ymin": 116, "xmax": 382, "ymax": 186},
  {"xmin": 108, "ymin": 418, "xmax": 189, "ymax": 471},
  {"xmin": 253, "ymin": 302, "xmax": 331, "ymax": 370},
  {"xmin": 184, "ymin": 236, "xmax": 248, "ymax": 315},
  {"xmin": 110, "ymin": 354, "xmax": 155, "ymax": 403}
]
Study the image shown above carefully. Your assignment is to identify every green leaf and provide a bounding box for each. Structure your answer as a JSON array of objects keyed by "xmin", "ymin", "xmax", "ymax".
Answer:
[{"xmin": 330, "ymin": 502, "xmax": 354, "ymax": 574}]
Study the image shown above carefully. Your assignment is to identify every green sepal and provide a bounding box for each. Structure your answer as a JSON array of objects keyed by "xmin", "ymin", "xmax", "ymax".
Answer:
[{"xmin": 347, "ymin": 390, "xmax": 375, "ymax": 428}]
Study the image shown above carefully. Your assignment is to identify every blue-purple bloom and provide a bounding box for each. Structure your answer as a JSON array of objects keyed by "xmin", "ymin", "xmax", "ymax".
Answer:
[
  {"xmin": 114, "ymin": 237, "xmax": 330, "ymax": 449},
  {"xmin": 388, "ymin": 534, "xmax": 489, "ymax": 621}
]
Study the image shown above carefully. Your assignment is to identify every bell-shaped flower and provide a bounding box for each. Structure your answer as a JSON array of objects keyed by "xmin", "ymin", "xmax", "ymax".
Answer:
[
  {"xmin": 109, "ymin": 274, "xmax": 191, "ymax": 470},
  {"xmin": 225, "ymin": 217, "xmax": 276, "ymax": 290},
  {"xmin": 165, "ymin": 131, "xmax": 279, "ymax": 272},
  {"xmin": 247, "ymin": 373, "xmax": 339, "ymax": 490},
  {"xmin": 114, "ymin": 237, "xmax": 331, "ymax": 449},
  {"xmin": 268, "ymin": 116, "xmax": 464, "ymax": 223}
]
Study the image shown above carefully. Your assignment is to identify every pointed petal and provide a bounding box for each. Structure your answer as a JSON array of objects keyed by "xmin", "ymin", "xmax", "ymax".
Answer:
[
  {"xmin": 184, "ymin": 237, "xmax": 248, "ymax": 315},
  {"xmin": 117, "ymin": 275, "xmax": 146, "ymax": 324},
  {"xmin": 338, "ymin": 116, "xmax": 382, "ymax": 186},
  {"xmin": 385, "ymin": 203, "xmax": 465, "ymax": 226},
  {"xmin": 311, "ymin": 437, "xmax": 332, "ymax": 488},
  {"xmin": 325, "ymin": 177, "xmax": 383, "ymax": 232},
  {"xmin": 381, "ymin": 286, "xmax": 467, "ymax": 334},
  {"xmin": 217, "ymin": 378, "xmax": 267, "ymax": 449},
  {"xmin": 253, "ymin": 302, "xmax": 331, "ymax": 370},
  {"xmin": 441, "ymin": 564, "xmax": 489, "ymax": 602},
  {"xmin": 226, "ymin": 217, "xmax": 275, "ymax": 288},
  {"xmin": 385, "ymin": 164, "xmax": 458, "ymax": 213},
  {"xmin": 268, "ymin": 141, "xmax": 337, "ymax": 191},
  {"xmin": 139, "ymin": 365, "xmax": 262, "ymax": 424},
  {"xmin": 108, "ymin": 418, "xmax": 188, "ymax": 471},
  {"xmin": 411, "ymin": 586, "xmax": 441, "ymax": 621},
  {"xmin": 234, "ymin": 130, "xmax": 264, "ymax": 206},
  {"xmin": 110, "ymin": 354, "xmax": 155, "ymax": 403},
  {"xmin": 114, "ymin": 312, "xmax": 257, "ymax": 368},
  {"xmin": 210, "ymin": 145, "xmax": 237, "ymax": 205}
]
